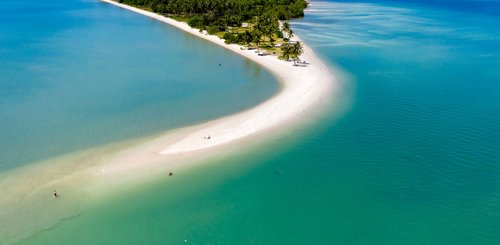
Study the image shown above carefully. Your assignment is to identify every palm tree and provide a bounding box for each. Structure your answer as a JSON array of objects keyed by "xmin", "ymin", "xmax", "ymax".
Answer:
[
  {"xmin": 282, "ymin": 21, "xmax": 294, "ymax": 42},
  {"xmin": 280, "ymin": 43, "xmax": 293, "ymax": 61},
  {"xmin": 290, "ymin": 41, "xmax": 303, "ymax": 65},
  {"xmin": 251, "ymin": 29, "xmax": 262, "ymax": 53},
  {"xmin": 241, "ymin": 30, "xmax": 253, "ymax": 48},
  {"xmin": 255, "ymin": 13, "xmax": 278, "ymax": 47},
  {"xmin": 287, "ymin": 29, "xmax": 294, "ymax": 41}
]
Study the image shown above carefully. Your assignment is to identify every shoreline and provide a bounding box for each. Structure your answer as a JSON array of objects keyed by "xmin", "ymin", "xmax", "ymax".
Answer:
[
  {"xmin": 100, "ymin": 0, "xmax": 337, "ymax": 157},
  {"xmin": 1, "ymin": 1, "xmax": 339, "ymax": 243}
]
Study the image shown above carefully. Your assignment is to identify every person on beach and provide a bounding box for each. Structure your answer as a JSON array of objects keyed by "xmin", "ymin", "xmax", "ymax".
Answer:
[{"xmin": 53, "ymin": 190, "xmax": 58, "ymax": 198}]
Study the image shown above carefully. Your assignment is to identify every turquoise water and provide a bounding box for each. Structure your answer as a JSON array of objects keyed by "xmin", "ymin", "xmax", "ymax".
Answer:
[
  {"xmin": 0, "ymin": 0, "xmax": 278, "ymax": 171},
  {"xmin": 6, "ymin": 0, "xmax": 500, "ymax": 244}
]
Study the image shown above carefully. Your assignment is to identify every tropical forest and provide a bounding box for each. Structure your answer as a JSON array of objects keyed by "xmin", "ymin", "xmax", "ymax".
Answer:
[{"xmin": 118, "ymin": 0, "xmax": 308, "ymax": 60}]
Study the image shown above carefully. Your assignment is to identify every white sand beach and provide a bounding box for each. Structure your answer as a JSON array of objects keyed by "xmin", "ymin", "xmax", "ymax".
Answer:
[
  {"xmin": 100, "ymin": 0, "xmax": 337, "ymax": 158},
  {"xmin": 0, "ymin": 2, "xmax": 338, "ymax": 242}
]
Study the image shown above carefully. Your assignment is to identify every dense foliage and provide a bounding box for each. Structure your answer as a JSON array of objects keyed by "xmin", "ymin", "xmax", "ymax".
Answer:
[
  {"xmin": 119, "ymin": 0, "xmax": 308, "ymax": 32},
  {"xmin": 118, "ymin": 0, "xmax": 306, "ymax": 60}
]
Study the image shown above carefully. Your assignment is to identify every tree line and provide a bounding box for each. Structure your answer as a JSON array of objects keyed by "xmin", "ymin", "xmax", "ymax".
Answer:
[
  {"xmin": 118, "ymin": 0, "xmax": 307, "ymax": 33},
  {"xmin": 118, "ymin": 0, "xmax": 307, "ymax": 61}
]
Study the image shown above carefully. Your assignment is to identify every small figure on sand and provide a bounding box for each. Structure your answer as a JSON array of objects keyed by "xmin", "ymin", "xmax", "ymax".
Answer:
[
  {"xmin": 169, "ymin": 172, "xmax": 173, "ymax": 176},
  {"xmin": 53, "ymin": 190, "xmax": 58, "ymax": 198},
  {"xmin": 207, "ymin": 135, "xmax": 211, "ymax": 139}
]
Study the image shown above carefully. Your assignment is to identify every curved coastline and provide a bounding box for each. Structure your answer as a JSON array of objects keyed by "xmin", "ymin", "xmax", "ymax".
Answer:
[
  {"xmin": 100, "ymin": 0, "xmax": 337, "ymax": 157},
  {"xmin": 1, "ymin": 2, "xmax": 338, "ymax": 243}
]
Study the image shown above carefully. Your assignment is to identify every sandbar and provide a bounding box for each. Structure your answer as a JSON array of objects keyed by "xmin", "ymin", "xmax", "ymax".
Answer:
[
  {"xmin": 0, "ymin": 2, "xmax": 339, "ymax": 242},
  {"xmin": 101, "ymin": 0, "xmax": 337, "ymax": 157}
]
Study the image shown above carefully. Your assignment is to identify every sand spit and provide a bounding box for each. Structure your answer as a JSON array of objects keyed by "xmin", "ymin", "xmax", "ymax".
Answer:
[
  {"xmin": 100, "ymin": 0, "xmax": 336, "ymax": 156},
  {"xmin": 1, "ymin": 1, "xmax": 339, "ymax": 243}
]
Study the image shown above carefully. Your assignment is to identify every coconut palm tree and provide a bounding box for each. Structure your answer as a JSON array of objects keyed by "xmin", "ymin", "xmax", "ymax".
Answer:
[
  {"xmin": 241, "ymin": 30, "xmax": 253, "ymax": 48},
  {"xmin": 255, "ymin": 13, "xmax": 278, "ymax": 47},
  {"xmin": 282, "ymin": 21, "xmax": 294, "ymax": 42},
  {"xmin": 251, "ymin": 29, "xmax": 262, "ymax": 53},
  {"xmin": 280, "ymin": 42, "xmax": 292, "ymax": 60},
  {"xmin": 287, "ymin": 28, "xmax": 294, "ymax": 41},
  {"xmin": 290, "ymin": 41, "xmax": 303, "ymax": 65}
]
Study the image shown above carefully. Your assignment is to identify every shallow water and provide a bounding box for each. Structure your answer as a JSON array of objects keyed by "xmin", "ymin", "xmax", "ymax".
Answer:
[
  {"xmin": 6, "ymin": 0, "xmax": 500, "ymax": 244},
  {"xmin": 0, "ymin": 0, "xmax": 279, "ymax": 171}
]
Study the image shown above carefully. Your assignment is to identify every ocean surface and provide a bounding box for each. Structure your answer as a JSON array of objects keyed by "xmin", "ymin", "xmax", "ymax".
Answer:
[
  {"xmin": 2, "ymin": 0, "xmax": 499, "ymax": 244},
  {"xmin": 0, "ymin": 0, "xmax": 279, "ymax": 171}
]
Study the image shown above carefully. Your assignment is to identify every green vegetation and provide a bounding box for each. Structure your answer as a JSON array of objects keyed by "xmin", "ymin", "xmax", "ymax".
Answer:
[
  {"xmin": 281, "ymin": 41, "xmax": 303, "ymax": 63},
  {"xmin": 118, "ymin": 0, "xmax": 307, "ymax": 61}
]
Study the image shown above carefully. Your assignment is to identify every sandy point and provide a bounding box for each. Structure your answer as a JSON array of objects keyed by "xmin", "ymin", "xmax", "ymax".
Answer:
[{"xmin": 100, "ymin": 0, "xmax": 338, "ymax": 157}]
